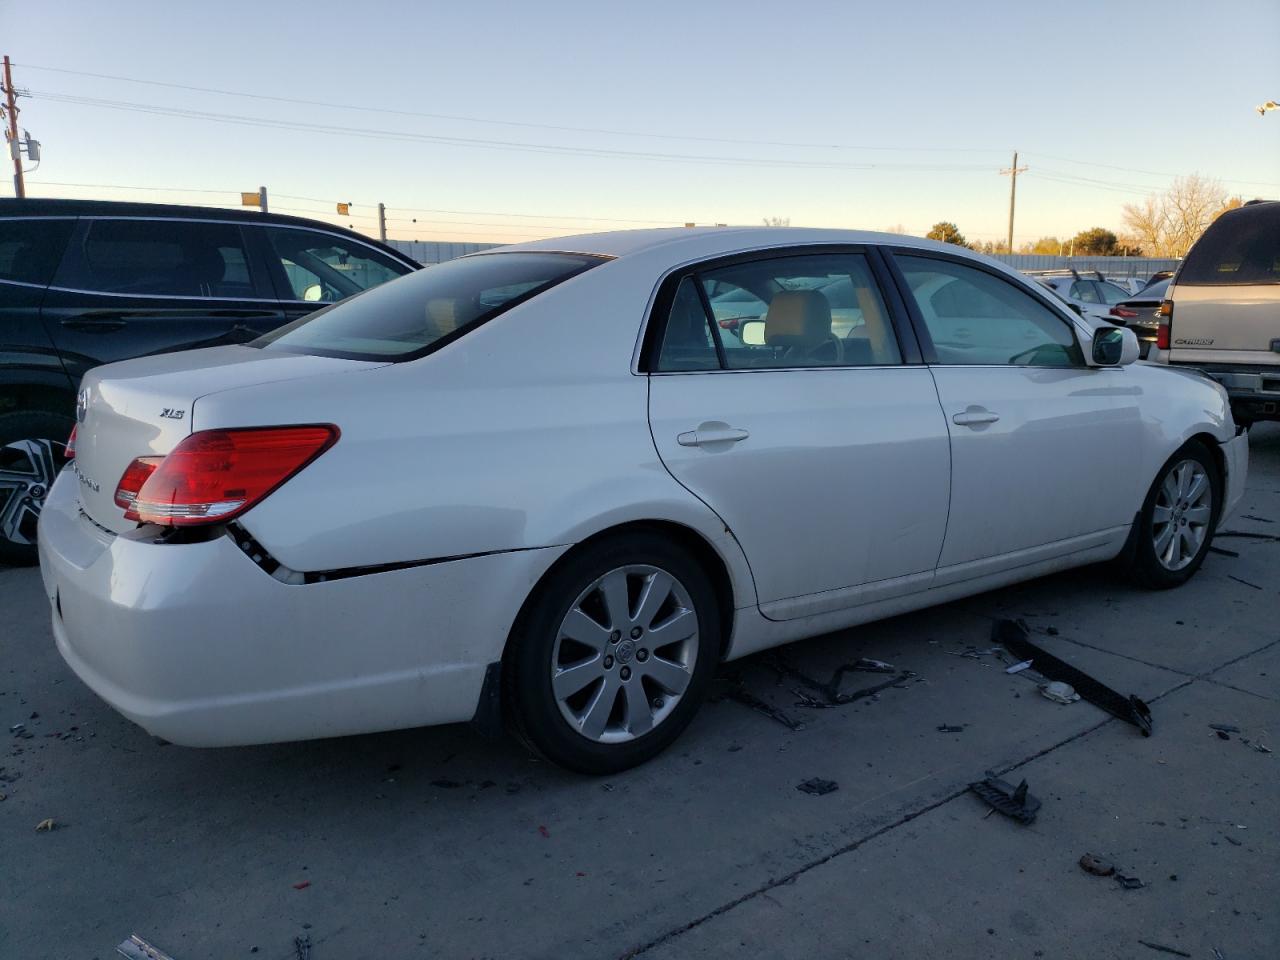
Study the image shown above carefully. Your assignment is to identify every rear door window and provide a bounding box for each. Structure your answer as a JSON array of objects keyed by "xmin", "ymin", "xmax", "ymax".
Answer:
[
  {"xmin": 53, "ymin": 219, "xmax": 262, "ymax": 298},
  {"xmin": 264, "ymin": 227, "xmax": 409, "ymax": 303},
  {"xmin": 1179, "ymin": 204, "xmax": 1280, "ymax": 284},
  {"xmin": 1098, "ymin": 281, "xmax": 1132, "ymax": 305},
  {"xmin": 1069, "ymin": 280, "xmax": 1102, "ymax": 303},
  {"xmin": 0, "ymin": 218, "xmax": 76, "ymax": 286},
  {"xmin": 257, "ymin": 251, "xmax": 601, "ymax": 361}
]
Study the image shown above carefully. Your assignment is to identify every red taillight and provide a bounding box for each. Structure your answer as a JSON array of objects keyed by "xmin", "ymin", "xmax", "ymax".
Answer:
[
  {"xmin": 1157, "ymin": 299, "xmax": 1173, "ymax": 350},
  {"xmin": 1110, "ymin": 306, "xmax": 1138, "ymax": 319},
  {"xmin": 114, "ymin": 457, "xmax": 163, "ymax": 510},
  {"xmin": 718, "ymin": 318, "xmax": 740, "ymax": 332},
  {"xmin": 65, "ymin": 425, "xmax": 77, "ymax": 459},
  {"xmin": 122, "ymin": 425, "xmax": 338, "ymax": 526}
]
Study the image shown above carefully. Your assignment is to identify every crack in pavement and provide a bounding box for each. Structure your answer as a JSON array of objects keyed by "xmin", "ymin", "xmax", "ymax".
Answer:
[{"xmin": 617, "ymin": 675, "xmax": 1201, "ymax": 960}]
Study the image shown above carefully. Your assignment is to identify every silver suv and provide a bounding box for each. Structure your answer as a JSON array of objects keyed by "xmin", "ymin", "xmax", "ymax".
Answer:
[{"xmin": 1152, "ymin": 200, "xmax": 1280, "ymax": 426}]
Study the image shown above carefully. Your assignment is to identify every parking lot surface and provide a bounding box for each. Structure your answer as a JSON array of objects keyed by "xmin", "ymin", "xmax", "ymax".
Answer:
[{"xmin": 2, "ymin": 426, "xmax": 1277, "ymax": 960}]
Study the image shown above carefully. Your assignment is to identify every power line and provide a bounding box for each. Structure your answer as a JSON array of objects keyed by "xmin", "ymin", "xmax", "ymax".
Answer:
[
  {"xmin": 1027, "ymin": 152, "xmax": 1280, "ymax": 191},
  {"xmin": 14, "ymin": 62, "xmax": 1004, "ymax": 155}
]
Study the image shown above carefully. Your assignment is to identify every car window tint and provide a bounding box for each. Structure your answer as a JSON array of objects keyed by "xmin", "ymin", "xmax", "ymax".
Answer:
[
  {"xmin": 1099, "ymin": 281, "xmax": 1131, "ymax": 305},
  {"xmin": 1069, "ymin": 280, "xmax": 1102, "ymax": 303},
  {"xmin": 0, "ymin": 219, "xmax": 75, "ymax": 286},
  {"xmin": 1179, "ymin": 204, "xmax": 1280, "ymax": 285},
  {"xmin": 695, "ymin": 253, "xmax": 900, "ymax": 369},
  {"xmin": 257, "ymin": 252, "xmax": 600, "ymax": 361},
  {"xmin": 897, "ymin": 255, "xmax": 1083, "ymax": 367},
  {"xmin": 265, "ymin": 227, "xmax": 408, "ymax": 302},
  {"xmin": 54, "ymin": 219, "xmax": 258, "ymax": 298},
  {"xmin": 656, "ymin": 278, "xmax": 718, "ymax": 371}
]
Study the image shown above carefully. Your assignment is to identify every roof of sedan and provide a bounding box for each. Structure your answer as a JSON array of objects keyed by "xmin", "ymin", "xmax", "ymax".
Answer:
[{"xmin": 495, "ymin": 226, "xmax": 964, "ymax": 261}]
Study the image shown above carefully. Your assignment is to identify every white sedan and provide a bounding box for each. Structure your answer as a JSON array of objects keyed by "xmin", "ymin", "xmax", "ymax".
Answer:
[{"xmin": 38, "ymin": 228, "xmax": 1248, "ymax": 773}]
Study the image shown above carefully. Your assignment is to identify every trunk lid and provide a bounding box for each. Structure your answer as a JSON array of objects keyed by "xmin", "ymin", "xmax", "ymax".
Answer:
[{"xmin": 74, "ymin": 345, "xmax": 385, "ymax": 533}]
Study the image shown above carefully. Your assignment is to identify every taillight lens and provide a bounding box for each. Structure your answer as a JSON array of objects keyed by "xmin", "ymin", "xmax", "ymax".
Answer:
[
  {"xmin": 1157, "ymin": 299, "xmax": 1173, "ymax": 350},
  {"xmin": 114, "ymin": 457, "xmax": 163, "ymax": 509},
  {"xmin": 122, "ymin": 425, "xmax": 338, "ymax": 526},
  {"xmin": 65, "ymin": 425, "xmax": 77, "ymax": 459},
  {"xmin": 1110, "ymin": 306, "xmax": 1138, "ymax": 319}
]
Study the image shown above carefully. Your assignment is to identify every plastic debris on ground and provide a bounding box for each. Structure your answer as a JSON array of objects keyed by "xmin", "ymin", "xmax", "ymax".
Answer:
[
  {"xmin": 936, "ymin": 724, "xmax": 965, "ymax": 733},
  {"xmin": 1005, "ymin": 659, "xmax": 1034, "ymax": 674},
  {"xmin": 1078, "ymin": 853, "xmax": 1115, "ymax": 877},
  {"xmin": 795, "ymin": 777, "xmax": 839, "ymax": 796},
  {"xmin": 1137, "ymin": 940, "xmax": 1191, "ymax": 957},
  {"xmin": 35, "ymin": 818, "xmax": 56, "ymax": 832},
  {"xmin": 116, "ymin": 934, "xmax": 177, "ymax": 960},
  {"xmin": 1040, "ymin": 681, "xmax": 1080, "ymax": 704},
  {"xmin": 968, "ymin": 773, "xmax": 1040, "ymax": 824}
]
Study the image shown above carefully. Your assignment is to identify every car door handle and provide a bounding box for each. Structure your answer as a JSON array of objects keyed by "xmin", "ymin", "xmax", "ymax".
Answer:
[
  {"xmin": 952, "ymin": 409, "xmax": 1000, "ymax": 427},
  {"xmin": 61, "ymin": 319, "xmax": 127, "ymax": 333},
  {"xmin": 677, "ymin": 426, "xmax": 750, "ymax": 447}
]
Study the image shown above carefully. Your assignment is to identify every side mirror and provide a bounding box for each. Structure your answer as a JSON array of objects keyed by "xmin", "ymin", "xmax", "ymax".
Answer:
[
  {"xmin": 737, "ymin": 318, "xmax": 767, "ymax": 345},
  {"xmin": 1091, "ymin": 325, "xmax": 1140, "ymax": 366},
  {"xmin": 302, "ymin": 283, "xmax": 324, "ymax": 302},
  {"xmin": 1068, "ymin": 302, "xmax": 1084, "ymax": 316}
]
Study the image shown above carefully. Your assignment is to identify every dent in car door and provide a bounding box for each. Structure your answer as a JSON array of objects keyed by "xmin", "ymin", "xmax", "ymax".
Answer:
[
  {"xmin": 892, "ymin": 252, "xmax": 1144, "ymax": 581},
  {"xmin": 646, "ymin": 251, "xmax": 951, "ymax": 621}
]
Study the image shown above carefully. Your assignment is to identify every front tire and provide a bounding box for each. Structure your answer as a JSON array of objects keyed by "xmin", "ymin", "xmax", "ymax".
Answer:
[
  {"xmin": 504, "ymin": 532, "xmax": 720, "ymax": 774},
  {"xmin": 1125, "ymin": 440, "xmax": 1221, "ymax": 589},
  {"xmin": 0, "ymin": 411, "xmax": 73, "ymax": 566}
]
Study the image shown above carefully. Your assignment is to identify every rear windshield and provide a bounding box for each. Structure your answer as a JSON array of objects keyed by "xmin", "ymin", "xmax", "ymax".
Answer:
[
  {"xmin": 257, "ymin": 251, "xmax": 603, "ymax": 360},
  {"xmin": 1179, "ymin": 204, "xmax": 1280, "ymax": 285}
]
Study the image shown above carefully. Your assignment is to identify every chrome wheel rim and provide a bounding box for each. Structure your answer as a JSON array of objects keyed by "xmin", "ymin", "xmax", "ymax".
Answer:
[
  {"xmin": 0, "ymin": 438, "xmax": 60, "ymax": 547},
  {"xmin": 552, "ymin": 564, "xmax": 699, "ymax": 744},
  {"xmin": 1152, "ymin": 458, "xmax": 1212, "ymax": 571}
]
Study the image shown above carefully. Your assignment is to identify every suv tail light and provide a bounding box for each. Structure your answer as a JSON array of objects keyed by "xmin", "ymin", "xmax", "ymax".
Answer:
[
  {"xmin": 1157, "ymin": 299, "xmax": 1173, "ymax": 350},
  {"xmin": 1110, "ymin": 306, "xmax": 1138, "ymax": 319},
  {"xmin": 120, "ymin": 425, "xmax": 338, "ymax": 526}
]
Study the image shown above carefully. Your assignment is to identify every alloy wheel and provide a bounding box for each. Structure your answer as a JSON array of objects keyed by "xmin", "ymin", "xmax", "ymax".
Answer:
[
  {"xmin": 0, "ymin": 438, "xmax": 60, "ymax": 548},
  {"xmin": 1151, "ymin": 458, "xmax": 1213, "ymax": 571},
  {"xmin": 551, "ymin": 564, "xmax": 699, "ymax": 744}
]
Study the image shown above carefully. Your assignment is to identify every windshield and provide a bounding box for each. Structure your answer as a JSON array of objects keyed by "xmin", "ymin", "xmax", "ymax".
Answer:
[{"xmin": 257, "ymin": 251, "xmax": 604, "ymax": 361}]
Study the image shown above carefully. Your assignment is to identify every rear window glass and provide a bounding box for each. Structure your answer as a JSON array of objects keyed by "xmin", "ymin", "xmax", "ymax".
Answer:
[
  {"xmin": 0, "ymin": 218, "xmax": 75, "ymax": 286},
  {"xmin": 257, "ymin": 252, "xmax": 602, "ymax": 361},
  {"xmin": 54, "ymin": 219, "xmax": 259, "ymax": 297},
  {"xmin": 1179, "ymin": 204, "xmax": 1280, "ymax": 285}
]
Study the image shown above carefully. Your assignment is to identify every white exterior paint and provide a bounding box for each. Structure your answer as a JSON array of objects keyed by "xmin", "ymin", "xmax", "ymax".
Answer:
[{"xmin": 39, "ymin": 227, "xmax": 1248, "ymax": 749}]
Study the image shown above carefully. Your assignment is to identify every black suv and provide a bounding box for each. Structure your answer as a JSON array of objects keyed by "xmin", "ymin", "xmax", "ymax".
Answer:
[{"xmin": 0, "ymin": 198, "xmax": 419, "ymax": 562}]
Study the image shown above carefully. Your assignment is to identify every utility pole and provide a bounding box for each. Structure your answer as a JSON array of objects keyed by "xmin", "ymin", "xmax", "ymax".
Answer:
[
  {"xmin": 377, "ymin": 202, "xmax": 387, "ymax": 242},
  {"xmin": 998, "ymin": 150, "xmax": 1027, "ymax": 254},
  {"xmin": 3, "ymin": 56, "xmax": 25, "ymax": 198},
  {"xmin": 258, "ymin": 185, "xmax": 268, "ymax": 213}
]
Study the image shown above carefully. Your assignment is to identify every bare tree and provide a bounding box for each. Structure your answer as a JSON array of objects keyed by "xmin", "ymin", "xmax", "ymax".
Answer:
[
  {"xmin": 1121, "ymin": 195, "xmax": 1165, "ymax": 256},
  {"xmin": 762, "ymin": 216, "xmax": 791, "ymax": 227},
  {"xmin": 1122, "ymin": 174, "xmax": 1229, "ymax": 256},
  {"xmin": 884, "ymin": 223, "xmax": 908, "ymax": 235}
]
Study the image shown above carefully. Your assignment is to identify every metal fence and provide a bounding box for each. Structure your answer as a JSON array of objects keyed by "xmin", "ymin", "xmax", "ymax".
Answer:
[
  {"xmin": 387, "ymin": 239, "xmax": 501, "ymax": 264},
  {"xmin": 991, "ymin": 254, "xmax": 1180, "ymax": 279}
]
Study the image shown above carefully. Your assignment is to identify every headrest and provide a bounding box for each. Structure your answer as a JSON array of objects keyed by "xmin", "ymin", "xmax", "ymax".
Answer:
[{"xmin": 765, "ymin": 290, "xmax": 832, "ymax": 347}]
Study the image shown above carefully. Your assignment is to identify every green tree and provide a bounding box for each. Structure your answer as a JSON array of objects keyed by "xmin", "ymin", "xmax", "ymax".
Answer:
[
  {"xmin": 926, "ymin": 221, "xmax": 968, "ymax": 247},
  {"xmin": 1070, "ymin": 227, "xmax": 1120, "ymax": 256},
  {"xmin": 1020, "ymin": 236, "xmax": 1062, "ymax": 255}
]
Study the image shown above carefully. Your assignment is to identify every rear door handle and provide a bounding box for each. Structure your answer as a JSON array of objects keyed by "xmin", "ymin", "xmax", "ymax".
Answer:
[
  {"xmin": 952, "ymin": 409, "xmax": 1000, "ymax": 427},
  {"xmin": 678, "ymin": 425, "xmax": 750, "ymax": 447}
]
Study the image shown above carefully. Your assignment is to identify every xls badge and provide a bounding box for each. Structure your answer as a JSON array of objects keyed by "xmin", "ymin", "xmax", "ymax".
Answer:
[{"xmin": 159, "ymin": 408, "xmax": 186, "ymax": 420}]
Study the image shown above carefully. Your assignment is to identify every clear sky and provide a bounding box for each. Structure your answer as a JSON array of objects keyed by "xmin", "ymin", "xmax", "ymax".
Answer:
[{"xmin": 3, "ymin": 0, "xmax": 1278, "ymax": 246}]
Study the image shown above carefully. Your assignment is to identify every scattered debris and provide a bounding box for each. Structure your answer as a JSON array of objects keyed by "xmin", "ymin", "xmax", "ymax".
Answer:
[
  {"xmin": 1216, "ymin": 730, "xmax": 1231, "ymax": 741},
  {"xmin": 116, "ymin": 934, "xmax": 176, "ymax": 960},
  {"xmin": 764, "ymin": 655, "xmax": 915, "ymax": 708},
  {"xmin": 1115, "ymin": 873, "xmax": 1145, "ymax": 890},
  {"xmin": 1227, "ymin": 575, "xmax": 1263, "ymax": 590},
  {"xmin": 1241, "ymin": 514, "xmax": 1272, "ymax": 523},
  {"xmin": 969, "ymin": 773, "xmax": 1040, "ymax": 824},
  {"xmin": 1078, "ymin": 853, "xmax": 1115, "ymax": 877},
  {"xmin": 1243, "ymin": 739, "xmax": 1272, "ymax": 754},
  {"xmin": 1217, "ymin": 530, "xmax": 1280, "ymax": 542},
  {"xmin": 294, "ymin": 935, "xmax": 311, "ymax": 960},
  {"xmin": 1005, "ymin": 659, "xmax": 1034, "ymax": 674},
  {"xmin": 936, "ymin": 724, "xmax": 965, "ymax": 733},
  {"xmin": 35, "ymin": 818, "xmax": 56, "ymax": 832},
  {"xmin": 1209, "ymin": 723, "xmax": 1240, "ymax": 733},
  {"xmin": 852, "ymin": 658, "xmax": 897, "ymax": 674},
  {"xmin": 1208, "ymin": 546, "xmax": 1240, "ymax": 557},
  {"xmin": 726, "ymin": 685, "xmax": 806, "ymax": 731},
  {"xmin": 538, "ymin": 825, "xmax": 550, "ymax": 838},
  {"xmin": 1137, "ymin": 941, "xmax": 1190, "ymax": 957},
  {"xmin": 795, "ymin": 777, "xmax": 839, "ymax": 796},
  {"xmin": 1040, "ymin": 681, "xmax": 1080, "ymax": 704},
  {"xmin": 291, "ymin": 880, "xmax": 311, "ymax": 890},
  {"xmin": 993, "ymin": 619, "xmax": 1152, "ymax": 736},
  {"xmin": 1223, "ymin": 834, "xmax": 1243, "ymax": 847}
]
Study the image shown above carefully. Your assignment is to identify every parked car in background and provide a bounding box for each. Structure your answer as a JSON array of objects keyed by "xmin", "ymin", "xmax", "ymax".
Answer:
[
  {"xmin": 0, "ymin": 198, "xmax": 418, "ymax": 562},
  {"xmin": 39, "ymin": 227, "xmax": 1246, "ymax": 773},
  {"xmin": 1108, "ymin": 277, "xmax": 1170, "ymax": 358},
  {"xmin": 1105, "ymin": 277, "xmax": 1149, "ymax": 296},
  {"xmin": 1151, "ymin": 200, "xmax": 1280, "ymax": 425},
  {"xmin": 1035, "ymin": 271, "xmax": 1135, "ymax": 323}
]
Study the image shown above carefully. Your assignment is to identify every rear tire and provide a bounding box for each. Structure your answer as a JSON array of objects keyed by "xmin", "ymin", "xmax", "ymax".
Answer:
[
  {"xmin": 1124, "ymin": 440, "xmax": 1221, "ymax": 590},
  {"xmin": 504, "ymin": 532, "xmax": 720, "ymax": 774},
  {"xmin": 0, "ymin": 411, "xmax": 73, "ymax": 566}
]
